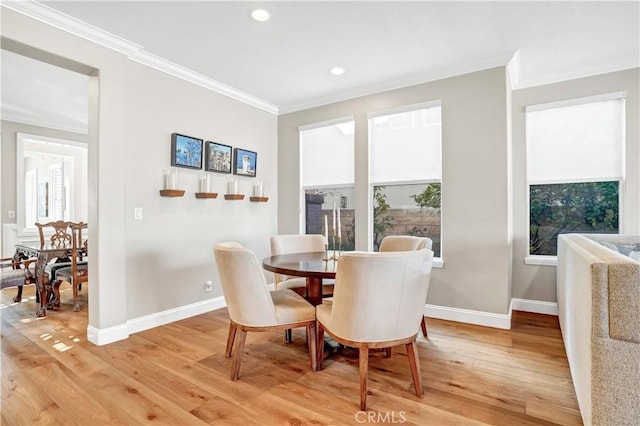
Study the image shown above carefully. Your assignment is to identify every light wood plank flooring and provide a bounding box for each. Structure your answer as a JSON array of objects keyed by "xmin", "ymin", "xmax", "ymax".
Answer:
[{"xmin": 1, "ymin": 284, "xmax": 582, "ymax": 425}]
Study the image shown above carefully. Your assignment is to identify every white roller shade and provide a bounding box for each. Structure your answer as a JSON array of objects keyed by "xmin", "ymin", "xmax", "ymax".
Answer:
[
  {"xmin": 370, "ymin": 105, "xmax": 441, "ymax": 183},
  {"xmin": 526, "ymin": 98, "xmax": 623, "ymax": 184},
  {"xmin": 300, "ymin": 120, "xmax": 354, "ymax": 187}
]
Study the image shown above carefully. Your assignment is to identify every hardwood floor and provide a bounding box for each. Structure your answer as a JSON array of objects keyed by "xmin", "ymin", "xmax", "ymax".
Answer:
[{"xmin": 1, "ymin": 285, "xmax": 582, "ymax": 425}]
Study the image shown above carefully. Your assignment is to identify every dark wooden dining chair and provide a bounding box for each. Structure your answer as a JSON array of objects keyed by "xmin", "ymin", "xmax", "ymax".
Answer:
[
  {"xmin": 36, "ymin": 220, "xmax": 72, "ymax": 249},
  {"xmin": 1, "ymin": 254, "xmax": 37, "ymax": 302},
  {"xmin": 52, "ymin": 222, "xmax": 88, "ymax": 312},
  {"xmin": 33, "ymin": 221, "xmax": 75, "ymax": 306}
]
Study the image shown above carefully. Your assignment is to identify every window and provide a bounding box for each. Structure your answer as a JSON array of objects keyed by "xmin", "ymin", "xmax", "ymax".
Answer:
[
  {"xmin": 369, "ymin": 102, "xmax": 442, "ymax": 256},
  {"xmin": 300, "ymin": 118, "xmax": 355, "ymax": 250},
  {"xmin": 17, "ymin": 133, "xmax": 87, "ymax": 235},
  {"xmin": 526, "ymin": 95, "xmax": 624, "ymax": 256}
]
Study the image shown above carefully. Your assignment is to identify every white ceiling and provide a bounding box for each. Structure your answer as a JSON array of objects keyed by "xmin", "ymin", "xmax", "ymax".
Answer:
[{"xmin": 2, "ymin": 0, "xmax": 639, "ymax": 124}]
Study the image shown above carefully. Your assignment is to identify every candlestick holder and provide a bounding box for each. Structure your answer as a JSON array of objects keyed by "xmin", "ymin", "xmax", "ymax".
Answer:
[
  {"xmin": 330, "ymin": 235, "xmax": 341, "ymax": 261},
  {"xmin": 323, "ymin": 243, "xmax": 330, "ymax": 261}
]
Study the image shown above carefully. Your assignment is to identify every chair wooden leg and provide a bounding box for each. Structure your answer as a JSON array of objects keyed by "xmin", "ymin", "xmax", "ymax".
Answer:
[
  {"xmin": 12, "ymin": 285, "xmax": 23, "ymax": 303},
  {"xmin": 316, "ymin": 324, "xmax": 325, "ymax": 370},
  {"xmin": 405, "ymin": 339, "xmax": 423, "ymax": 398},
  {"xmin": 359, "ymin": 345, "xmax": 369, "ymax": 411},
  {"xmin": 225, "ymin": 322, "xmax": 237, "ymax": 358},
  {"xmin": 285, "ymin": 329, "xmax": 292, "ymax": 343},
  {"xmin": 71, "ymin": 281, "xmax": 80, "ymax": 312},
  {"xmin": 420, "ymin": 316, "xmax": 428, "ymax": 338},
  {"xmin": 306, "ymin": 322, "xmax": 318, "ymax": 372},
  {"xmin": 50, "ymin": 279, "xmax": 62, "ymax": 308},
  {"xmin": 230, "ymin": 329, "xmax": 247, "ymax": 381}
]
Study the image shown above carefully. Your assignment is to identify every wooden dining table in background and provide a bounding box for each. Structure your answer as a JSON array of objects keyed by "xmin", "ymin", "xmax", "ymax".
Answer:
[
  {"xmin": 14, "ymin": 241, "xmax": 85, "ymax": 317},
  {"xmin": 262, "ymin": 251, "xmax": 337, "ymax": 306}
]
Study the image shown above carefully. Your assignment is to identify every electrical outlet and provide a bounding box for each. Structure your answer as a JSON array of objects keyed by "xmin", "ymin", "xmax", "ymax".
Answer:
[
  {"xmin": 7, "ymin": 210, "xmax": 16, "ymax": 219},
  {"xmin": 204, "ymin": 280, "xmax": 213, "ymax": 292}
]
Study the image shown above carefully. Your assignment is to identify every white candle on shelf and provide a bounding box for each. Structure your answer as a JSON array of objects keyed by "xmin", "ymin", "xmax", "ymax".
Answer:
[
  {"xmin": 337, "ymin": 207, "xmax": 341, "ymax": 239},
  {"xmin": 200, "ymin": 174, "xmax": 210, "ymax": 193},
  {"xmin": 165, "ymin": 169, "xmax": 178, "ymax": 190},
  {"xmin": 227, "ymin": 177, "xmax": 238, "ymax": 194},
  {"xmin": 253, "ymin": 180, "xmax": 264, "ymax": 197}
]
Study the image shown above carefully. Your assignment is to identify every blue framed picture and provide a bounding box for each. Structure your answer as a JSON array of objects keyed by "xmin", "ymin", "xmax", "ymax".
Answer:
[
  {"xmin": 233, "ymin": 148, "xmax": 257, "ymax": 177},
  {"xmin": 171, "ymin": 133, "xmax": 203, "ymax": 169}
]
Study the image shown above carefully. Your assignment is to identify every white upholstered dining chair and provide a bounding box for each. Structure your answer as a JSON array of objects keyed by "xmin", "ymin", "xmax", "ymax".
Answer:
[
  {"xmin": 316, "ymin": 249, "xmax": 434, "ymax": 411},
  {"xmin": 214, "ymin": 241, "xmax": 317, "ymax": 380},
  {"xmin": 269, "ymin": 234, "xmax": 331, "ymax": 296},
  {"xmin": 270, "ymin": 234, "xmax": 333, "ymax": 343},
  {"xmin": 379, "ymin": 235, "xmax": 433, "ymax": 338}
]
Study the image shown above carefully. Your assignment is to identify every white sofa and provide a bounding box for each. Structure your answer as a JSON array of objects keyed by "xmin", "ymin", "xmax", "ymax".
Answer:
[{"xmin": 557, "ymin": 234, "xmax": 640, "ymax": 426}]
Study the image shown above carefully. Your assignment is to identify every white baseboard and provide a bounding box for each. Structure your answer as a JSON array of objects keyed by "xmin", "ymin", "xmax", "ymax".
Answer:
[
  {"xmin": 425, "ymin": 303, "xmax": 512, "ymax": 329},
  {"xmin": 87, "ymin": 296, "xmax": 227, "ymax": 346},
  {"xmin": 86, "ymin": 295, "xmax": 557, "ymax": 346},
  {"xmin": 511, "ymin": 298, "xmax": 558, "ymax": 315},
  {"xmin": 87, "ymin": 323, "xmax": 129, "ymax": 346}
]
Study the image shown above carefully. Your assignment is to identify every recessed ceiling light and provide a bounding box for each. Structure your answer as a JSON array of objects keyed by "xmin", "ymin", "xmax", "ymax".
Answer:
[
  {"xmin": 251, "ymin": 9, "xmax": 270, "ymax": 22},
  {"xmin": 330, "ymin": 67, "xmax": 345, "ymax": 76}
]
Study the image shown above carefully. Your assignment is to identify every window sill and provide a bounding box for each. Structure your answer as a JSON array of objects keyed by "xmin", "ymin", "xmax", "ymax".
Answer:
[
  {"xmin": 524, "ymin": 256, "xmax": 557, "ymax": 266},
  {"xmin": 433, "ymin": 258, "xmax": 444, "ymax": 268}
]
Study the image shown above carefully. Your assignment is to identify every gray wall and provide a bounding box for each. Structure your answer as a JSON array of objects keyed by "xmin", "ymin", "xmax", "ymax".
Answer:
[
  {"xmin": 2, "ymin": 9, "xmax": 278, "ymax": 335},
  {"xmin": 279, "ymin": 67, "xmax": 513, "ymax": 315},
  {"xmin": 511, "ymin": 68, "xmax": 640, "ymax": 302}
]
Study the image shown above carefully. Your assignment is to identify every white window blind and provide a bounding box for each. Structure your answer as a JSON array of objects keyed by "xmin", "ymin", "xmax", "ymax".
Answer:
[
  {"xmin": 370, "ymin": 105, "xmax": 442, "ymax": 184},
  {"xmin": 300, "ymin": 119, "xmax": 354, "ymax": 187},
  {"xmin": 50, "ymin": 162, "xmax": 64, "ymax": 220},
  {"xmin": 526, "ymin": 98, "xmax": 623, "ymax": 184}
]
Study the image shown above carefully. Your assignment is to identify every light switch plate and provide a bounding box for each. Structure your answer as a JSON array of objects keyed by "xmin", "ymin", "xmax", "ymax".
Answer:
[
  {"xmin": 134, "ymin": 207, "xmax": 143, "ymax": 220},
  {"xmin": 8, "ymin": 210, "xmax": 16, "ymax": 219}
]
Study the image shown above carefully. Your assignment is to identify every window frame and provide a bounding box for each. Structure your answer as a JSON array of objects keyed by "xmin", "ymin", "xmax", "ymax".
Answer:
[
  {"xmin": 368, "ymin": 101, "xmax": 443, "ymax": 264},
  {"xmin": 524, "ymin": 93, "xmax": 626, "ymax": 264}
]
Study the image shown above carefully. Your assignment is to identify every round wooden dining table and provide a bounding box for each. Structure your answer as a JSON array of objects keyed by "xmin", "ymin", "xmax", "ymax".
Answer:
[{"xmin": 262, "ymin": 251, "xmax": 337, "ymax": 306}]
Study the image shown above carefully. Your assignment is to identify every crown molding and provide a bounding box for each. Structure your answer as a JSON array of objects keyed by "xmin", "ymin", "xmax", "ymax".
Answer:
[
  {"xmin": 2, "ymin": 1, "xmax": 278, "ymax": 115},
  {"xmin": 512, "ymin": 60, "xmax": 640, "ymax": 91},
  {"xmin": 2, "ymin": 1, "xmax": 142, "ymax": 55},
  {"xmin": 128, "ymin": 50, "xmax": 278, "ymax": 114}
]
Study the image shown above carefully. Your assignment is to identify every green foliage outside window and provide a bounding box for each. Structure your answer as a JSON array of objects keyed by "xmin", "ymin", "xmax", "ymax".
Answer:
[
  {"xmin": 410, "ymin": 183, "xmax": 441, "ymax": 209},
  {"xmin": 373, "ymin": 186, "xmax": 392, "ymax": 250},
  {"xmin": 530, "ymin": 181, "xmax": 619, "ymax": 255}
]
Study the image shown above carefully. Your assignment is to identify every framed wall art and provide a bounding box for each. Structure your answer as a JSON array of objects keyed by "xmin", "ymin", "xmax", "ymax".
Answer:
[
  {"xmin": 205, "ymin": 141, "xmax": 232, "ymax": 174},
  {"xmin": 233, "ymin": 148, "xmax": 257, "ymax": 177},
  {"xmin": 171, "ymin": 133, "xmax": 203, "ymax": 169}
]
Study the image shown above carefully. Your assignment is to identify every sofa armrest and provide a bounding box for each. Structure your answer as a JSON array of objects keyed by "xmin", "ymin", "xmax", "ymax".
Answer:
[{"xmin": 608, "ymin": 263, "xmax": 640, "ymax": 343}]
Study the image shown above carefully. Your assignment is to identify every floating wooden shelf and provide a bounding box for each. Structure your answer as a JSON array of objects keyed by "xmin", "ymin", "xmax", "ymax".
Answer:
[
  {"xmin": 250, "ymin": 196, "xmax": 269, "ymax": 202},
  {"xmin": 159, "ymin": 189, "xmax": 185, "ymax": 197},
  {"xmin": 195, "ymin": 192, "xmax": 218, "ymax": 199},
  {"xmin": 224, "ymin": 194, "xmax": 245, "ymax": 200}
]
